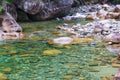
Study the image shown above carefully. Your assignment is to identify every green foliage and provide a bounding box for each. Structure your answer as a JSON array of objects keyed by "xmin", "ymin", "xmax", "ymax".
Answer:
[
  {"xmin": 113, "ymin": 0, "xmax": 120, "ymax": 3},
  {"xmin": 0, "ymin": 6, "xmax": 3, "ymax": 12},
  {"xmin": 6, "ymin": 0, "xmax": 13, "ymax": 3},
  {"xmin": 0, "ymin": 0, "xmax": 13, "ymax": 3}
]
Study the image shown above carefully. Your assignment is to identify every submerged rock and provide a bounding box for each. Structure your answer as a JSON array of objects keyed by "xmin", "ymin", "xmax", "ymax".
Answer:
[
  {"xmin": 51, "ymin": 37, "xmax": 73, "ymax": 45},
  {"xmin": 72, "ymin": 38, "xmax": 93, "ymax": 44},
  {"xmin": 43, "ymin": 49, "xmax": 62, "ymax": 55}
]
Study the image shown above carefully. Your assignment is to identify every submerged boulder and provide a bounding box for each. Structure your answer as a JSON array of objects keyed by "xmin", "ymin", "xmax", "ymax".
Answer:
[{"xmin": 50, "ymin": 37, "xmax": 73, "ymax": 45}]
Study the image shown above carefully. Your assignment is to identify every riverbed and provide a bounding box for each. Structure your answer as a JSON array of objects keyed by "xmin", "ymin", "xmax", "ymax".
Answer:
[{"xmin": 0, "ymin": 19, "xmax": 118, "ymax": 80}]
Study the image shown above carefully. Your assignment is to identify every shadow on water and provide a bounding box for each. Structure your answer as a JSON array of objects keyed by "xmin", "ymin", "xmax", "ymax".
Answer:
[{"xmin": 0, "ymin": 19, "xmax": 118, "ymax": 80}]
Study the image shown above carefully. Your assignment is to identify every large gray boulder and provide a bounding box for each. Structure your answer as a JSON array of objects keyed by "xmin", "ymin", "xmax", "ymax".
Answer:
[{"xmin": 13, "ymin": 0, "xmax": 74, "ymax": 21}]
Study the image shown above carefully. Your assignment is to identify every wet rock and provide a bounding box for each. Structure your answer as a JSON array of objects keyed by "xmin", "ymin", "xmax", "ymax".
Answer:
[
  {"xmin": 0, "ymin": 3, "xmax": 24, "ymax": 41},
  {"xmin": 112, "ymin": 63, "xmax": 120, "ymax": 68},
  {"xmin": 1, "ymin": 12, "xmax": 22, "ymax": 33},
  {"xmin": 72, "ymin": 13, "xmax": 87, "ymax": 19},
  {"xmin": 86, "ymin": 14, "xmax": 95, "ymax": 20},
  {"xmin": 13, "ymin": 0, "xmax": 74, "ymax": 21},
  {"xmin": 63, "ymin": 15, "xmax": 72, "ymax": 21},
  {"xmin": 19, "ymin": 54, "xmax": 34, "ymax": 57},
  {"xmin": 88, "ymin": 61, "xmax": 99, "ymax": 66},
  {"xmin": 52, "ymin": 37, "xmax": 73, "ymax": 45},
  {"xmin": 72, "ymin": 38, "xmax": 93, "ymax": 44},
  {"xmin": 1, "ymin": 32, "xmax": 24, "ymax": 40},
  {"xmin": 94, "ymin": 25, "xmax": 103, "ymax": 33},
  {"xmin": 43, "ymin": 49, "xmax": 62, "ymax": 55},
  {"xmin": 106, "ymin": 33, "xmax": 120, "ymax": 43},
  {"xmin": 88, "ymin": 69, "xmax": 100, "ymax": 72}
]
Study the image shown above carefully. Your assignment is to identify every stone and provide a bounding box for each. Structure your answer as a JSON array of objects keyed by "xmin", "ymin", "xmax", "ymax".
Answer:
[
  {"xmin": 43, "ymin": 49, "xmax": 62, "ymax": 55},
  {"xmin": 106, "ymin": 44, "xmax": 120, "ymax": 54},
  {"xmin": 1, "ymin": 12, "xmax": 22, "ymax": 33},
  {"xmin": 94, "ymin": 25, "xmax": 103, "ymax": 33},
  {"xmin": 114, "ymin": 5, "xmax": 120, "ymax": 12},
  {"xmin": 86, "ymin": 14, "xmax": 95, "ymax": 20},
  {"xmin": 52, "ymin": 37, "xmax": 73, "ymax": 45},
  {"xmin": 88, "ymin": 69, "xmax": 100, "ymax": 72},
  {"xmin": 1, "ymin": 32, "xmax": 24, "ymax": 40},
  {"xmin": 13, "ymin": 0, "xmax": 74, "ymax": 21},
  {"xmin": 103, "ymin": 24, "xmax": 110, "ymax": 31},
  {"xmin": 63, "ymin": 15, "xmax": 72, "ymax": 21},
  {"xmin": 72, "ymin": 38, "xmax": 93, "ymax": 44},
  {"xmin": 112, "ymin": 63, "xmax": 120, "ymax": 68},
  {"xmin": 106, "ymin": 33, "xmax": 120, "ymax": 43}
]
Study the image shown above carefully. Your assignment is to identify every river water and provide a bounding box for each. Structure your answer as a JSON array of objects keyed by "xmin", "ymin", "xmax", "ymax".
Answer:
[{"xmin": 0, "ymin": 20, "xmax": 118, "ymax": 80}]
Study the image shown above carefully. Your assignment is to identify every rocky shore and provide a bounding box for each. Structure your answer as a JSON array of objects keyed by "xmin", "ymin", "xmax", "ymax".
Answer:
[{"xmin": 59, "ymin": 4, "xmax": 120, "ymax": 43}]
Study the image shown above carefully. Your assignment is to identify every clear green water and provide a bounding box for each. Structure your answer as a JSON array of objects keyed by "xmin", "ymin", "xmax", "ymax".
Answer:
[{"xmin": 0, "ymin": 20, "xmax": 118, "ymax": 80}]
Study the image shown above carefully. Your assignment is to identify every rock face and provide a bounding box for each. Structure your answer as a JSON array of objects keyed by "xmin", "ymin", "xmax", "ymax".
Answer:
[
  {"xmin": 13, "ymin": 0, "xmax": 74, "ymax": 21},
  {"xmin": 0, "ymin": 1, "xmax": 23, "ymax": 40},
  {"xmin": 0, "ymin": 10, "xmax": 23, "ymax": 40}
]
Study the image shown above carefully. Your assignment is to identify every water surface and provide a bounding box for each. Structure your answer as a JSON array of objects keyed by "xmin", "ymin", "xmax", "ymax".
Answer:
[{"xmin": 0, "ymin": 20, "xmax": 118, "ymax": 80}]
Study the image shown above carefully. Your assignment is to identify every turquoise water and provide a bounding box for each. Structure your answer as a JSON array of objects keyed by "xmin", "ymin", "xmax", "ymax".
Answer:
[{"xmin": 0, "ymin": 20, "xmax": 118, "ymax": 80}]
